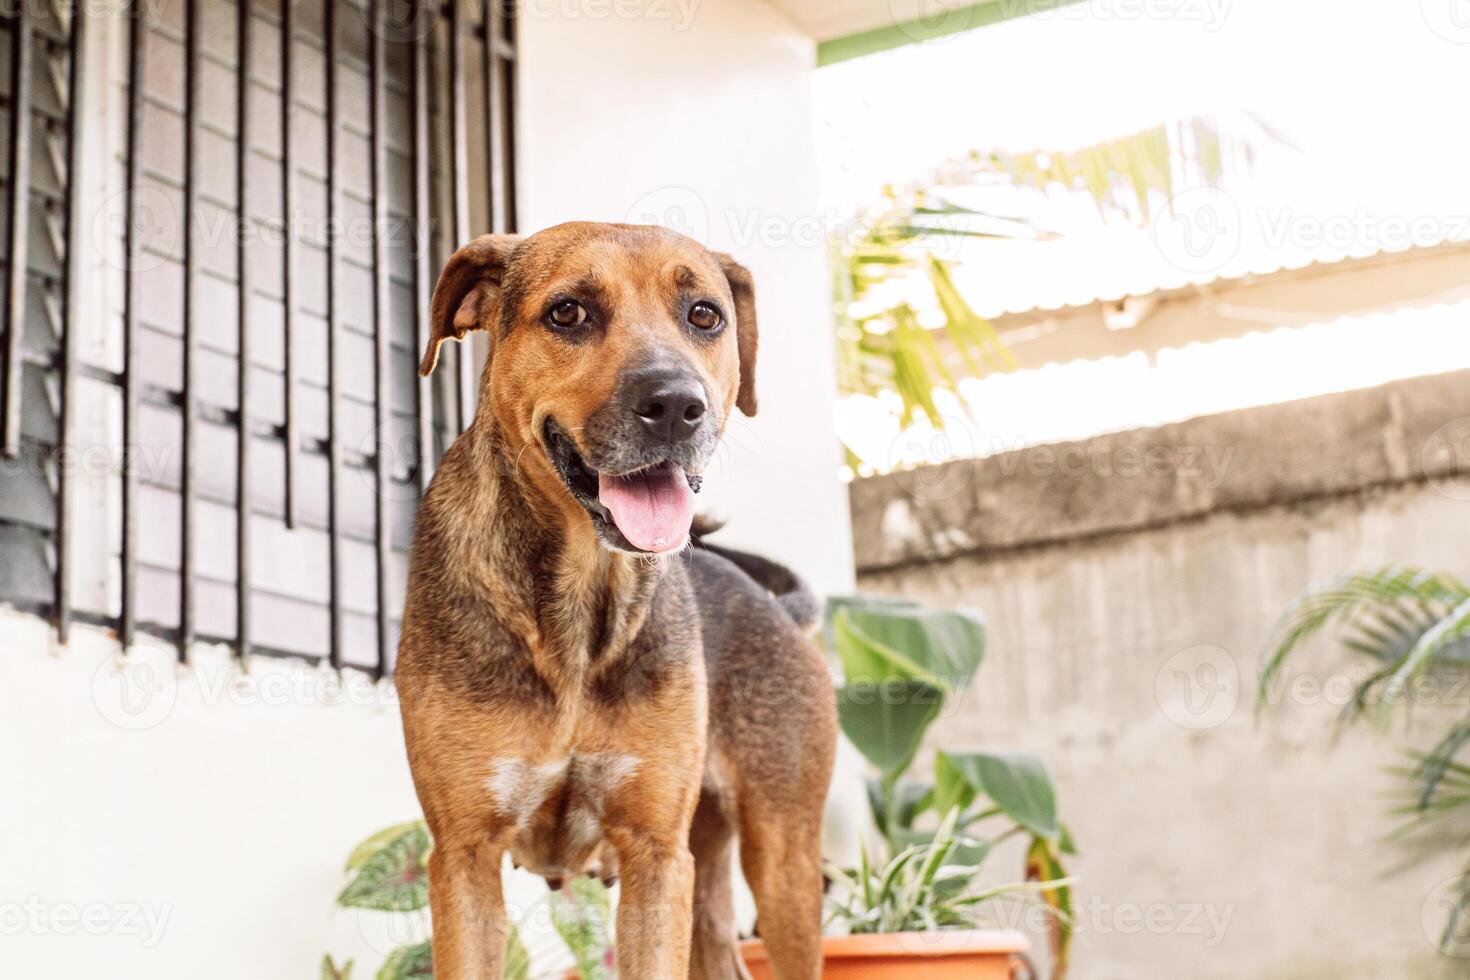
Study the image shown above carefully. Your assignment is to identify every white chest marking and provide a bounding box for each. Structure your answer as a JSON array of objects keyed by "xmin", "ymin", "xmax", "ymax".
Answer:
[
  {"xmin": 486, "ymin": 758, "xmax": 570, "ymax": 827},
  {"xmin": 484, "ymin": 754, "xmax": 642, "ymax": 831}
]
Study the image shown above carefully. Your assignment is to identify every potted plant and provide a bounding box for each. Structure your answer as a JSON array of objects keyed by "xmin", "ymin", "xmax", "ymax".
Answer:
[{"xmin": 742, "ymin": 596, "xmax": 1076, "ymax": 979}]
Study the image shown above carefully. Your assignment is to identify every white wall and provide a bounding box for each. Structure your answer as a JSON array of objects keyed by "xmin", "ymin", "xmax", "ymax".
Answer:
[
  {"xmin": 515, "ymin": 0, "xmax": 855, "ymax": 596},
  {"xmin": 2, "ymin": 2, "xmax": 852, "ymax": 978},
  {"xmin": 0, "ymin": 615, "xmax": 427, "ymax": 978}
]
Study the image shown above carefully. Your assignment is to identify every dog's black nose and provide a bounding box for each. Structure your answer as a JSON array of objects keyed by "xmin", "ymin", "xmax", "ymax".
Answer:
[{"xmin": 627, "ymin": 372, "xmax": 707, "ymax": 442}]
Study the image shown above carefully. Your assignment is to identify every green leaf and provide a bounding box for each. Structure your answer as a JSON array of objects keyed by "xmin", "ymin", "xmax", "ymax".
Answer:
[
  {"xmin": 866, "ymin": 778, "xmax": 933, "ymax": 838},
  {"xmin": 321, "ymin": 954, "xmax": 353, "ymax": 980},
  {"xmin": 1380, "ymin": 597, "xmax": 1470, "ymax": 713},
  {"xmin": 1259, "ymin": 567, "xmax": 1470, "ymax": 710},
  {"xmin": 839, "ymin": 677, "xmax": 942, "ymax": 779},
  {"xmin": 1408, "ymin": 723, "xmax": 1470, "ymax": 816},
  {"xmin": 506, "ymin": 926, "xmax": 532, "ymax": 980},
  {"xmin": 376, "ymin": 941, "xmax": 432, "ymax": 980},
  {"xmin": 550, "ymin": 877, "xmax": 614, "ymax": 979},
  {"xmin": 1027, "ymin": 835, "xmax": 1075, "ymax": 980},
  {"xmin": 827, "ymin": 596, "xmax": 986, "ymax": 695},
  {"xmin": 828, "ymin": 597, "xmax": 985, "ymax": 789},
  {"xmin": 936, "ymin": 751, "xmax": 1059, "ymax": 839},
  {"xmin": 339, "ymin": 824, "xmax": 431, "ymax": 912},
  {"xmin": 346, "ymin": 821, "xmax": 428, "ymax": 872},
  {"xmin": 826, "ymin": 804, "xmax": 1011, "ymax": 935}
]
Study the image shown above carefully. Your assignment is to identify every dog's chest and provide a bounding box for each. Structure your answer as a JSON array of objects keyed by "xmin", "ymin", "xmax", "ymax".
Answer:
[{"xmin": 487, "ymin": 752, "xmax": 640, "ymax": 879}]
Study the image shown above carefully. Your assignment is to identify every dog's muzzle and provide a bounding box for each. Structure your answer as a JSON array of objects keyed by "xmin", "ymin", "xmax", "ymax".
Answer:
[{"xmin": 541, "ymin": 363, "xmax": 719, "ymax": 554}]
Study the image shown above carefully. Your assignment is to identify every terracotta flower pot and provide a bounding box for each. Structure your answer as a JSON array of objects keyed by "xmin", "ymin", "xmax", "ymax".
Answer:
[{"xmin": 740, "ymin": 929, "xmax": 1028, "ymax": 979}]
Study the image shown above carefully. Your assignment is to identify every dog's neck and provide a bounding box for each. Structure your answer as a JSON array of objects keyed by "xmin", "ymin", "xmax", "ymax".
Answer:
[{"xmin": 430, "ymin": 420, "xmax": 668, "ymax": 684}]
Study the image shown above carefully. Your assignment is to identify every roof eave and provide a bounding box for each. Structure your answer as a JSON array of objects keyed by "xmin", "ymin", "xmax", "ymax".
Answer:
[{"xmin": 817, "ymin": 0, "xmax": 1088, "ymax": 66}]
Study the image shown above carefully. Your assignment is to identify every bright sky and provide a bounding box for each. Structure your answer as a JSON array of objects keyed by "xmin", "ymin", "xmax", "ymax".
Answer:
[
  {"xmin": 815, "ymin": 0, "xmax": 1470, "ymax": 217},
  {"xmin": 815, "ymin": 0, "xmax": 1470, "ymax": 472}
]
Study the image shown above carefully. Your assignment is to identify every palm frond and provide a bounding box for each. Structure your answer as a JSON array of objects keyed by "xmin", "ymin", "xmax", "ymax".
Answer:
[
  {"xmin": 1437, "ymin": 872, "xmax": 1470, "ymax": 954},
  {"xmin": 834, "ymin": 114, "xmax": 1254, "ymax": 470},
  {"xmin": 1410, "ymin": 723, "xmax": 1470, "ymax": 814},
  {"xmin": 1259, "ymin": 567, "xmax": 1470, "ymax": 709},
  {"xmin": 1379, "ymin": 597, "xmax": 1470, "ymax": 712}
]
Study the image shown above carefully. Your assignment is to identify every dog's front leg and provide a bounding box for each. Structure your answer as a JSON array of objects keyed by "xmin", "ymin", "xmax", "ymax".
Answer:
[
  {"xmin": 606, "ymin": 825, "xmax": 697, "ymax": 978},
  {"xmin": 598, "ymin": 663, "xmax": 707, "ymax": 979},
  {"xmin": 427, "ymin": 835, "xmax": 512, "ymax": 980}
]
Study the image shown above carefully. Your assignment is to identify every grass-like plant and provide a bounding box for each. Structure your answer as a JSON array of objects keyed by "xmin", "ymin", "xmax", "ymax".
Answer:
[
  {"xmin": 826, "ymin": 806, "xmax": 1074, "ymax": 938},
  {"xmin": 1260, "ymin": 566, "xmax": 1470, "ymax": 950}
]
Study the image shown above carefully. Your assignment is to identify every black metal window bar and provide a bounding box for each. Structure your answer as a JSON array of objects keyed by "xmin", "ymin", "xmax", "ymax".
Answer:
[{"xmin": 0, "ymin": 0, "xmax": 517, "ymax": 676}]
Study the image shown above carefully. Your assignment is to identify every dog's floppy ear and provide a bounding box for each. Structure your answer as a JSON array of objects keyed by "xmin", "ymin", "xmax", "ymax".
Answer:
[
  {"xmin": 419, "ymin": 234, "xmax": 524, "ymax": 376},
  {"xmin": 715, "ymin": 253, "xmax": 759, "ymax": 417}
]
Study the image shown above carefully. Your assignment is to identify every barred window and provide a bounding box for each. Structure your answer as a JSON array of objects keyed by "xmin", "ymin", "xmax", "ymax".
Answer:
[{"xmin": 0, "ymin": 0, "xmax": 517, "ymax": 674}]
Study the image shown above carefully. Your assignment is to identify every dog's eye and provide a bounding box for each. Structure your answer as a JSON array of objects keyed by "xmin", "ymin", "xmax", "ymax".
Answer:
[
  {"xmin": 688, "ymin": 302, "xmax": 722, "ymax": 331},
  {"xmin": 548, "ymin": 301, "xmax": 588, "ymax": 329}
]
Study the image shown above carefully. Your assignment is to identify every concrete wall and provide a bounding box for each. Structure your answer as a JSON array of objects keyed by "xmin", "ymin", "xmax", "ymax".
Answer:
[
  {"xmin": 2, "ymin": 2, "xmax": 849, "ymax": 977},
  {"xmin": 854, "ymin": 370, "xmax": 1470, "ymax": 979}
]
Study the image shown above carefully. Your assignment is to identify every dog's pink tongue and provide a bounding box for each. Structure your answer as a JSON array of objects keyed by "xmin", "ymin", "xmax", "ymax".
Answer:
[{"xmin": 598, "ymin": 464, "xmax": 695, "ymax": 553}]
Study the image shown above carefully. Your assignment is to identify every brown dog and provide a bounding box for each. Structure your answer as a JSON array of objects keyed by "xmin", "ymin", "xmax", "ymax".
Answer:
[{"xmin": 395, "ymin": 223, "xmax": 837, "ymax": 979}]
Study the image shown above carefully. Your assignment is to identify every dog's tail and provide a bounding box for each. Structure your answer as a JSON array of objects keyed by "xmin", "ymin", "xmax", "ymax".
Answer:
[{"xmin": 691, "ymin": 515, "xmax": 822, "ymax": 632}]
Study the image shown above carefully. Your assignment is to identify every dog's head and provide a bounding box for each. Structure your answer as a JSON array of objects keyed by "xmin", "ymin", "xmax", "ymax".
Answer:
[{"xmin": 420, "ymin": 222, "xmax": 758, "ymax": 555}]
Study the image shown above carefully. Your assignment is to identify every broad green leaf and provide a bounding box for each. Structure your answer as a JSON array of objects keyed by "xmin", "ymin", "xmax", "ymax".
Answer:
[
  {"xmin": 346, "ymin": 821, "xmax": 427, "ymax": 872},
  {"xmin": 838, "ymin": 677, "xmax": 942, "ymax": 779},
  {"xmin": 376, "ymin": 941, "xmax": 431, "ymax": 980},
  {"xmin": 936, "ymin": 751, "xmax": 1059, "ymax": 840},
  {"xmin": 339, "ymin": 823, "xmax": 431, "ymax": 912},
  {"xmin": 827, "ymin": 597, "xmax": 986, "ymax": 695}
]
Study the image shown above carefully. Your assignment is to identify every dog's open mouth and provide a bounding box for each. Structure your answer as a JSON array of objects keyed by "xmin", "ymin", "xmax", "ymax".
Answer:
[{"xmin": 542, "ymin": 418, "xmax": 701, "ymax": 554}]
